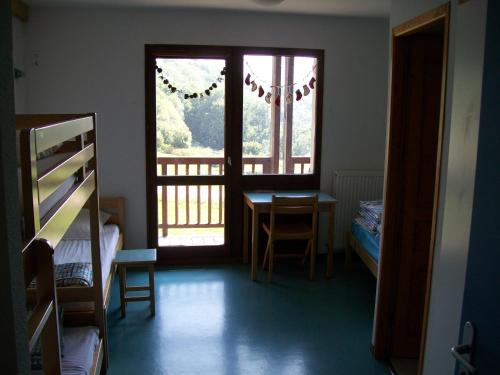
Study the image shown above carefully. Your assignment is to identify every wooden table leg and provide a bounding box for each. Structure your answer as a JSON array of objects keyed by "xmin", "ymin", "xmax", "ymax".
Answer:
[
  {"xmin": 149, "ymin": 264, "xmax": 155, "ymax": 316},
  {"xmin": 326, "ymin": 205, "xmax": 336, "ymax": 278},
  {"xmin": 119, "ymin": 265, "xmax": 126, "ymax": 317},
  {"xmin": 251, "ymin": 207, "xmax": 259, "ymax": 281},
  {"xmin": 243, "ymin": 200, "xmax": 249, "ymax": 264}
]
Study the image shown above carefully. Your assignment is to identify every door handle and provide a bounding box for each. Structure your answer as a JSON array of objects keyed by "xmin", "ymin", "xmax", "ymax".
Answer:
[
  {"xmin": 451, "ymin": 321, "xmax": 476, "ymax": 375},
  {"xmin": 451, "ymin": 344, "xmax": 476, "ymax": 374}
]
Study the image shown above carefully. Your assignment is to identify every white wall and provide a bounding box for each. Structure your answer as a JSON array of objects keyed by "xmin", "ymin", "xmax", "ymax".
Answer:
[
  {"xmin": 12, "ymin": 16, "xmax": 26, "ymax": 113},
  {"xmin": 388, "ymin": 1, "xmax": 488, "ymax": 374},
  {"xmin": 22, "ymin": 6, "xmax": 389, "ymax": 248}
]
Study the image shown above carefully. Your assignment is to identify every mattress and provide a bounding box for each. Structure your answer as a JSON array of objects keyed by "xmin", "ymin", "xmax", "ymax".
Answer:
[
  {"xmin": 54, "ymin": 224, "xmax": 120, "ymax": 287},
  {"xmin": 351, "ymin": 221, "xmax": 381, "ymax": 262},
  {"xmin": 32, "ymin": 326, "xmax": 99, "ymax": 375}
]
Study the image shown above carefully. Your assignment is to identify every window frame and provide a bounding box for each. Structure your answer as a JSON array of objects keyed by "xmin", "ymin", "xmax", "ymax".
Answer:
[
  {"xmin": 145, "ymin": 45, "xmax": 324, "ymax": 262},
  {"xmin": 238, "ymin": 46, "xmax": 324, "ymax": 189}
]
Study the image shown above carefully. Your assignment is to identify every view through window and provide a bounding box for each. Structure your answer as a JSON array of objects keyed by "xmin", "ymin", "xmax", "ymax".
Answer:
[
  {"xmin": 155, "ymin": 58, "xmax": 226, "ymax": 246},
  {"xmin": 243, "ymin": 55, "xmax": 317, "ymax": 175}
]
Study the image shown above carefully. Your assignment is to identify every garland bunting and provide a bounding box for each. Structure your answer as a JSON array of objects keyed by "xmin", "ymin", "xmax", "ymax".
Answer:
[
  {"xmin": 244, "ymin": 62, "xmax": 317, "ymax": 106},
  {"xmin": 156, "ymin": 65, "xmax": 226, "ymax": 99},
  {"xmin": 155, "ymin": 62, "xmax": 317, "ymax": 106}
]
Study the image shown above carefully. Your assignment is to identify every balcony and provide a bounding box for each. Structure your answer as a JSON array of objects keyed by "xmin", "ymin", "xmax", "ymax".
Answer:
[{"xmin": 157, "ymin": 156, "xmax": 311, "ymax": 246}]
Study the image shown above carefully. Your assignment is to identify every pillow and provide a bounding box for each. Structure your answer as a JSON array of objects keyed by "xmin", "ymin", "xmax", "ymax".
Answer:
[{"xmin": 63, "ymin": 208, "xmax": 112, "ymax": 240}]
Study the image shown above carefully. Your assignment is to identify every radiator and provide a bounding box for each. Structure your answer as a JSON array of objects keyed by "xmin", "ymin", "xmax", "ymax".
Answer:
[{"xmin": 331, "ymin": 170, "xmax": 384, "ymax": 249}]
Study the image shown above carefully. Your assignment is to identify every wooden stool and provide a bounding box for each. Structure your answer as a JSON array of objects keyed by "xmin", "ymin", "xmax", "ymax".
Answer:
[{"xmin": 114, "ymin": 249, "xmax": 157, "ymax": 317}]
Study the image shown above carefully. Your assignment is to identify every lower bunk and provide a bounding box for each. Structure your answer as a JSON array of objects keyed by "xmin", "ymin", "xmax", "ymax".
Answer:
[
  {"xmin": 346, "ymin": 222, "xmax": 380, "ymax": 278},
  {"xmin": 345, "ymin": 200, "xmax": 383, "ymax": 278},
  {"xmin": 32, "ymin": 326, "xmax": 103, "ymax": 375}
]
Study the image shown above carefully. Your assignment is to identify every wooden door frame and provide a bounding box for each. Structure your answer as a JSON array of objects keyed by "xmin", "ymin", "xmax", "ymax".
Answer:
[
  {"xmin": 145, "ymin": 45, "xmax": 324, "ymax": 265},
  {"xmin": 372, "ymin": 4, "xmax": 450, "ymax": 374},
  {"xmin": 145, "ymin": 45, "xmax": 235, "ymax": 264}
]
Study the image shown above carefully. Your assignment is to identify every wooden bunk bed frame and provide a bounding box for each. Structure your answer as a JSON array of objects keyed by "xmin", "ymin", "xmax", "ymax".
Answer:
[
  {"xmin": 24, "ymin": 238, "xmax": 64, "ymax": 374},
  {"xmin": 345, "ymin": 231, "xmax": 379, "ymax": 278},
  {"xmin": 17, "ymin": 114, "xmax": 110, "ymax": 373}
]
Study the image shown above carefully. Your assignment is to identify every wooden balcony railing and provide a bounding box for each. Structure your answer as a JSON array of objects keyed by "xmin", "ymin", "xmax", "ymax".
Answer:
[{"xmin": 157, "ymin": 156, "xmax": 311, "ymax": 237}]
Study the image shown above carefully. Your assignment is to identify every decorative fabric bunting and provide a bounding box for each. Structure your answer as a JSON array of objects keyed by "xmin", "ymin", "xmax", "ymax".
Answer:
[
  {"xmin": 244, "ymin": 61, "xmax": 317, "ymax": 106},
  {"xmin": 258, "ymin": 86, "xmax": 265, "ymax": 98},
  {"xmin": 156, "ymin": 65, "xmax": 226, "ymax": 100},
  {"xmin": 309, "ymin": 77, "xmax": 316, "ymax": 89},
  {"xmin": 303, "ymin": 84, "xmax": 310, "ymax": 96}
]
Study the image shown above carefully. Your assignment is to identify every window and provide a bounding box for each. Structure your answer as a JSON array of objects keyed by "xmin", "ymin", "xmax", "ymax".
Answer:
[{"xmin": 242, "ymin": 55, "xmax": 318, "ymax": 175}]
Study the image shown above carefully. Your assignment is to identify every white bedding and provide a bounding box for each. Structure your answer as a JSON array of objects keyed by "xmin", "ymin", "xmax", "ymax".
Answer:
[
  {"xmin": 32, "ymin": 326, "xmax": 99, "ymax": 375},
  {"xmin": 54, "ymin": 224, "xmax": 120, "ymax": 287}
]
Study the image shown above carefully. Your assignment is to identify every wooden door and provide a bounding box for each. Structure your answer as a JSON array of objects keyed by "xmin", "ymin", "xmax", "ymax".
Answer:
[{"xmin": 389, "ymin": 34, "xmax": 444, "ymax": 358}]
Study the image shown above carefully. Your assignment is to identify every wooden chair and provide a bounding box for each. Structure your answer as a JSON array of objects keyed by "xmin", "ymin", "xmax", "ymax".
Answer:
[{"xmin": 262, "ymin": 195, "xmax": 319, "ymax": 281}]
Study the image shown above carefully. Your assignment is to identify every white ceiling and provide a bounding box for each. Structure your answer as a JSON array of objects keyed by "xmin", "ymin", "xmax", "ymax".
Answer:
[{"xmin": 25, "ymin": 0, "xmax": 390, "ymax": 17}]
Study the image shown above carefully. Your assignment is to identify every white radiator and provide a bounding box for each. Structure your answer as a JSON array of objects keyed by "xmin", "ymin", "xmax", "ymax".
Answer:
[{"xmin": 331, "ymin": 170, "xmax": 384, "ymax": 249}]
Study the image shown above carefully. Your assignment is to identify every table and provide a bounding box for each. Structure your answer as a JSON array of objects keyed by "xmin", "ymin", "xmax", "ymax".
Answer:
[
  {"xmin": 114, "ymin": 249, "xmax": 157, "ymax": 317},
  {"xmin": 243, "ymin": 191, "xmax": 337, "ymax": 280}
]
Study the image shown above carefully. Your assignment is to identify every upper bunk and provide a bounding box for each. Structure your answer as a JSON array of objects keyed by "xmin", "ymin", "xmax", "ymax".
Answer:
[
  {"xmin": 17, "ymin": 114, "xmax": 98, "ymax": 245},
  {"xmin": 16, "ymin": 114, "xmax": 117, "ymax": 305}
]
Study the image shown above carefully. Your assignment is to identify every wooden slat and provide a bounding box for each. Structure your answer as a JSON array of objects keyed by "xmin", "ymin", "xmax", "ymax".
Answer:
[
  {"xmin": 219, "ymin": 165, "xmax": 223, "ymax": 224},
  {"xmin": 126, "ymin": 286, "xmax": 150, "ymax": 292},
  {"xmin": 34, "ymin": 116, "xmax": 94, "ymax": 154},
  {"xmin": 197, "ymin": 183, "xmax": 201, "ymax": 224},
  {"xmin": 124, "ymin": 295, "xmax": 151, "ymax": 302},
  {"xmin": 158, "ymin": 223, "xmax": 223, "ymax": 229},
  {"xmin": 38, "ymin": 143, "xmax": 94, "ymax": 203},
  {"xmin": 161, "ymin": 164, "xmax": 168, "ymax": 237},
  {"xmin": 57, "ymin": 286, "xmax": 95, "ymax": 303},
  {"xmin": 174, "ymin": 165, "xmax": 178, "ymax": 225},
  {"xmin": 186, "ymin": 185, "xmax": 190, "ymax": 225},
  {"xmin": 208, "ymin": 185, "xmax": 212, "ymax": 224},
  {"xmin": 90, "ymin": 339, "xmax": 103, "ymax": 375},
  {"xmin": 27, "ymin": 300, "xmax": 54, "ymax": 351},
  {"xmin": 37, "ymin": 171, "xmax": 95, "ymax": 248}
]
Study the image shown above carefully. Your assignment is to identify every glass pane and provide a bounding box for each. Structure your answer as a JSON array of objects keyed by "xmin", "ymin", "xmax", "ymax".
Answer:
[
  {"xmin": 156, "ymin": 58, "xmax": 226, "ymax": 176},
  {"xmin": 292, "ymin": 56, "xmax": 316, "ymax": 174},
  {"xmin": 242, "ymin": 55, "xmax": 273, "ymax": 174},
  {"xmin": 157, "ymin": 185, "xmax": 225, "ymax": 247},
  {"xmin": 242, "ymin": 54, "xmax": 316, "ymax": 175}
]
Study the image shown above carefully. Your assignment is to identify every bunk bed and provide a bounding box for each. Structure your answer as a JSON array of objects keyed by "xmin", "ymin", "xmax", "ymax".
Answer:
[
  {"xmin": 17, "ymin": 114, "xmax": 110, "ymax": 373},
  {"xmin": 345, "ymin": 201, "xmax": 382, "ymax": 278},
  {"xmin": 17, "ymin": 114, "xmax": 124, "ymax": 312}
]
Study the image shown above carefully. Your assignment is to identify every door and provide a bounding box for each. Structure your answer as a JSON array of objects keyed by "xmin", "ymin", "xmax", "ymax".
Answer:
[
  {"xmin": 453, "ymin": 1, "xmax": 500, "ymax": 373},
  {"xmin": 373, "ymin": 5, "xmax": 450, "ymax": 372},
  {"xmin": 389, "ymin": 34, "xmax": 444, "ymax": 358},
  {"xmin": 145, "ymin": 46, "xmax": 233, "ymax": 263}
]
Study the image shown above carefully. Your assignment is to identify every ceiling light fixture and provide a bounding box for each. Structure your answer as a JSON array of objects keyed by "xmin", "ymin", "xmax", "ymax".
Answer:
[{"xmin": 250, "ymin": 0, "xmax": 286, "ymax": 6}]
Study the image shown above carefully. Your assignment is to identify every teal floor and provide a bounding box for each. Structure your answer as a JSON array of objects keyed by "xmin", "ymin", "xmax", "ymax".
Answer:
[{"xmin": 106, "ymin": 260, "xmax": 390, "ymax": 375}]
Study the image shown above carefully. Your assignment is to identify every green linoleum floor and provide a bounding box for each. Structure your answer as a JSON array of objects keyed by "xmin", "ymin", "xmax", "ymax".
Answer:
[{"xmin": 106, "ymin": 260, "xmax": 390, "ymax": 375}]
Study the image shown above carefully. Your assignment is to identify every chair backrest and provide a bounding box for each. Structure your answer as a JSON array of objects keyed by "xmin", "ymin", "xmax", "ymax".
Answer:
[{"xmin": 270, "ymin": 195, "xmax": 319, "ymax": 235}]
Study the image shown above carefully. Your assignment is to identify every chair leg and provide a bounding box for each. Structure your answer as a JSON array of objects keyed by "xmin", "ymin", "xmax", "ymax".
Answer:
[
  {"xmin": 309, "ymin": 238, "xmax": 317, "ymax": 280},
  {"xmin": 262, "ymin": 239, "xmax": 270, "ymax": 270},
  {"xmin": 268, "ymin": 240, "xmax": 274, "ymax": 282},
  {"xmin": 303, "ymin": 241, "xmax": 312, "ymax": 266},
  {"xmin": 345, "ymin": 233, "xmax": 352, "ymax": 268}
]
